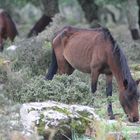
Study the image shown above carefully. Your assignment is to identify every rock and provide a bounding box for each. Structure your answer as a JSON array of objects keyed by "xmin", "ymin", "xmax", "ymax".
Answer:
[
  {"xmin": 20, "ymin": 101, "xmax": 140, "ymax": 140},
  {"xmin": 10, "ymin": 131, "xmax": 42, "ymax": 140},
  {"xmin": 20, "ymin": 101, "xmax": 100, "ymax": 139},
  {"xmin": 10, "ymin": 131, "xmax": 28, "ymax": 140}
]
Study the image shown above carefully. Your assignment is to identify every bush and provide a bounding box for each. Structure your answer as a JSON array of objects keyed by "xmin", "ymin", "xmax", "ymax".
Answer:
[
  {"xmin": 1, "ymin": 39, "xmax": 52, "ymax": 101},
  {"xmin": 12, "ymin": 72, "xmax": 95, "ymax": 105},
  {"xmin": 10, "ymin": 39, "xmax": 52, "ymax": 76}
]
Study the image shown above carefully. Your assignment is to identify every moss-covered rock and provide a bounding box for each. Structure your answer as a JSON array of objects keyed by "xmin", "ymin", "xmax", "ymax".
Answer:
[
  {"xmin": 20, "ymin": 101, "xmax": 140, "ymax": 140},
  {"xmin": 20, "ymin": 101, "xmax": 100, "ymax": 139}
]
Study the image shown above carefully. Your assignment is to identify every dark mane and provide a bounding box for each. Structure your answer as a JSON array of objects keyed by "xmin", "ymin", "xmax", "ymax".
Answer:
[
  {"xmin": 102, "ymin": 28, "xmax": 136, "ymax": 89},
  {"xmin": 115, "ymin": 46, "xmax": 132, "ymax": 81}
]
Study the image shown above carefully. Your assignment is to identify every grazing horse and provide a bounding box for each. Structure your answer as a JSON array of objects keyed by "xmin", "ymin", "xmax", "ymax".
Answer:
[
  {"xmin": 0, "ymin": 9, "xmax": 18, "ymax": 51},
  {"xmin": 45, "ymin": 26, "xmax": 140, "ymax": 122},
  {"xmin": 27, "ymin": 14, "xmax": 52, "ymax": 38}
]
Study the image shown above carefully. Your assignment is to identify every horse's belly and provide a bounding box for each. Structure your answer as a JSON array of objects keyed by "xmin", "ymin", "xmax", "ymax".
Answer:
[
  {"xmin": 71, "ymin": 62, "xmax": 91, "ymax": 73},
  {"xmin": 63, "ymin": 49, "xmax": 91, "ymax": 73}
]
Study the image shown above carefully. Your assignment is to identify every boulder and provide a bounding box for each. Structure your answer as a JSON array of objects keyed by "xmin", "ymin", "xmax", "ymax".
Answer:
[
  {"xmin": 20, "ymin": 101, "xmax": 100, "ymax": 139},
  {"xmin": 20, "ymin": 101, "xmax": 140, "ymax": 140}
]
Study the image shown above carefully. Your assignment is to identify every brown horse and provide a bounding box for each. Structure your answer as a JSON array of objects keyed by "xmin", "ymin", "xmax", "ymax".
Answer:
[
  {"xmin": 45, "ymin": 26, "xmax": 140, "ymax": 122},
  {"xmin": 0, "ymin": 9, "xmax": 18, "ymax": 51}
]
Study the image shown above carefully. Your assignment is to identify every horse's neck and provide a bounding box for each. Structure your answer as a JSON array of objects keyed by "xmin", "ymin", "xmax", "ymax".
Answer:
[
  {"xmin": 112, "ymin": 61, "xmax": 133, "ymax": 93},
  {"xmin": 110, "ymin": 46, "xmax": 134, "ymax": 92},
  {"xmin": 112, "ymin": 71, "xmax": 123, "ymax": 92}
]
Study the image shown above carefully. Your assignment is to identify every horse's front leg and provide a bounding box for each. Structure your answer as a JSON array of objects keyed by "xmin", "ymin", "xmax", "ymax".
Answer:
[
  {"xmin": 91, "ymin": 68, "xmax": 100, "ymax": 93},
  {"xmin": 106, "ymin": 74, "xmax": 114, "ymax": 119}
]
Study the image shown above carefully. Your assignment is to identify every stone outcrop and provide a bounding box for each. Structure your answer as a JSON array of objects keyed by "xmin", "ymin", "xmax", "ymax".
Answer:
[
  {"xmin": 20, "ymin": 101, "xmax": 140, "ymax": 140},
  {"xmin": 20, "ymin": 100, "xmax": 100, "ymax": 139}
]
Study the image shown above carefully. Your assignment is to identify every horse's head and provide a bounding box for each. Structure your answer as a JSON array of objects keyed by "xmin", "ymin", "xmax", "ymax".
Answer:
[{"xmin": 120, "ymin": 79, "xmax": 140, "ymax": 122}]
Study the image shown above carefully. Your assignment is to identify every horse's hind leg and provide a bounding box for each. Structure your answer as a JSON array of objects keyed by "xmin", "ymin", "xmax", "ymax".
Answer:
[
  {"xmin": 106, "ymin": 74, "xmax": 114, "ymax": 119},
  {"xmin": 66, "ymin": 62, "xmax": 75, "ymax": 75},
  {"xmin": 55, "ymin": 49, "xmax": 74, "ymax": 75},
  {"xmin": 58, "ymin": 58, "xmax": 74, "ymax": 75}
]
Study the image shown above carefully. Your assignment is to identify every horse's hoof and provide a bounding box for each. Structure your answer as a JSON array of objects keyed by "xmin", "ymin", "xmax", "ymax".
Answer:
[{"xmin": 44, "ymin": 76, "xmax": 52, "ymax": 80}]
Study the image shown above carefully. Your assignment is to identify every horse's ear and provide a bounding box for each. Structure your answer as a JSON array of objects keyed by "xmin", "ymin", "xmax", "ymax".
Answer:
[
  {"xmin": 136, "ymin": 79, "xmax": 140, "ymax": 85},
  {"xmin": 123, "ymin": 79, "xmax": 128, "ymax": 89}
]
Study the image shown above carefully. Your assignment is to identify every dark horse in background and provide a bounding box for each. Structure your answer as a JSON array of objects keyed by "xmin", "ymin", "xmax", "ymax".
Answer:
[
  {"xmin": 27, "ymin": 14, "xmax": 52, "ymax": 38},
  {"xmin": 0, "ymin": 9, "xmax": 18, "ymax": 51},
  {"xmin": 45, "ymin": 26, "xmax": 140, "ymax": 122}
]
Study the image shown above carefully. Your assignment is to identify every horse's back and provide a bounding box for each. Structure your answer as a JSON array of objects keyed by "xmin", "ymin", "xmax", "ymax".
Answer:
[
  {"xmin": 62, "ymin": 30, "xmax": 109, "ymax": 73},
  {"xmin": 52, "ymin": 26, "xmax": 113, "ymax": 73}
]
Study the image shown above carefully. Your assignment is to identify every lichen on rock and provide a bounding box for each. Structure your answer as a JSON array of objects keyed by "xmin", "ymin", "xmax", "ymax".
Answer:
[{"xmin": 20, "ymin": 100, "xmax": 100, "ymax": 139}]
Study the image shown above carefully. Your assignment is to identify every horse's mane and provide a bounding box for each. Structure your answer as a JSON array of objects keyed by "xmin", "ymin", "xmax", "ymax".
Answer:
[
  {"xmin": 102, "ymin": 28, "xmax": 135, "ymax": 87},
  {"xmin": 114, "ymin": 45, "xmax": 133, "ymax": 83}
]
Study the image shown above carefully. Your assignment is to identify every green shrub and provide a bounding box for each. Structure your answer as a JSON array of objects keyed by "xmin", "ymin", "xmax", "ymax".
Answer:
[
  {"xmin": 11, "ymin": 40, "xmax": 51, "ymax": 76},
  {"xmin": 12, "ymin": 72, "xmax": 95, "ymax": 105},
  {"xmin": 2, "ymin": 38, "xmax": 53, "ymax": 101},
  {"xmin": 0, "ymin": 70, "xmax": 7, "ymax": 84}
]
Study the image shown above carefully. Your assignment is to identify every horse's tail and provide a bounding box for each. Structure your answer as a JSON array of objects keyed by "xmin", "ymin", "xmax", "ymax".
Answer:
[{"xmin": 45, "ymin": 49, "xmax": 58, "ymax": 80}]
